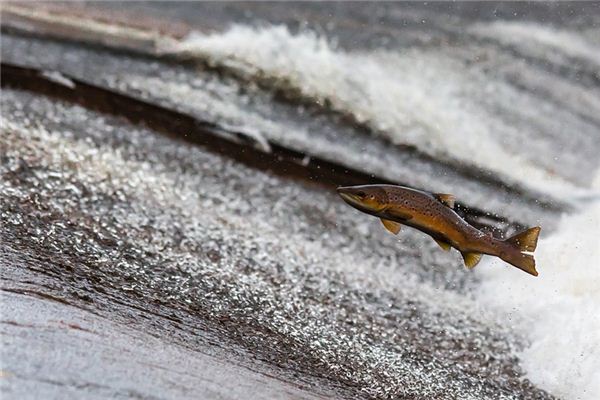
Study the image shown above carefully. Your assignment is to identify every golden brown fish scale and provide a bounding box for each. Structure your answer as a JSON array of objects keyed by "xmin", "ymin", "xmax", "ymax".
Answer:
[
  {"xmin": 381, "ymin": 186, "xmax": 492, "ymax": 251},
  {"xmin": 337, "ymin": 184, "xmax": 540, "ymax": 276}
]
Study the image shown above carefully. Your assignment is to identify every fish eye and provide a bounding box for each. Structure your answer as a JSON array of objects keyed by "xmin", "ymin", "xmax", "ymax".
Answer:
[{"xmin": 368, "ymin": 195, "xmax": 375, "ymax": 200}]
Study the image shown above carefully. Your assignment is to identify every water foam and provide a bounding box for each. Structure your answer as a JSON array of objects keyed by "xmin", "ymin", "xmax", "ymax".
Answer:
[
  {"xmin": 478, "ymin": 195, "xmax": 600, "ymax": 399},
  {"xmin": 171, "ymin": 25, "xmax": 589, "ymax": 199}
]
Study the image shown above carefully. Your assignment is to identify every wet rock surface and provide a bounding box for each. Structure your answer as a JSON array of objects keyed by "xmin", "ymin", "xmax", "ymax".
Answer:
[{"xmin": 0, "ymin": 288, "xmax": 326, "ymax": 400}]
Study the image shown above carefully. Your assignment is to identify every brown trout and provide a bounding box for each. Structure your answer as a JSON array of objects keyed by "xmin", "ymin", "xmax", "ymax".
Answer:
[{"xmin": 337, "ymin": 184, "xmax": 541, "ymax": 276}]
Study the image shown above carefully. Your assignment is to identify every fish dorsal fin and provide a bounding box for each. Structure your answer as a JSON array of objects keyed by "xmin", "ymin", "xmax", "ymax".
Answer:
[
  {"xmin": 461, "ymin": 252, "xmax": 482, "ymax": 269},
  {"xmin": 434, "ymin": 193, "xmax": 455, "ymax": 208},
  {"xmin": 381, "ymin": 219, "xmax": 401, "ymax": 235},
  {"xmin": 433, "ymin": 238, "xmax": 451, "ymax": 251}
]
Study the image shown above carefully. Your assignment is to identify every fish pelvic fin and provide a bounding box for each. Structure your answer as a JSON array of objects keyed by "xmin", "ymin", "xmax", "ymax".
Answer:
[
  {"xmin": 381, "ymin": 218, "xmax": 401, "ymax": 234},
  {"xmin": 505, "ymin": 226, "xmax": 541, "ymax": 252},
  {"xmin": 461, "ymin": 251, "xmax": 483, "ymax": 269},
  {"xmin": 433, "ymin": 238, "xmax": 452, "ymax": 251},
  {"xmin": 434, "ymin": 193, "xmax": 455, "ymax": 208}
]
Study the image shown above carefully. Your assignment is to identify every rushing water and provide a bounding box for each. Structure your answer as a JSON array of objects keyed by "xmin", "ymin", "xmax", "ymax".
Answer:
[
  {"xmin": 480, "ymin": 197, "xmax": 600, "ymax": 399},
  {"xmin": 2, "ymin": 2, "xmax": 600, "ymax": 399},
  {"xmin": 171, "ymin": 23, "xmax": 599, "ymax": 197},
  {"xmin": 166, "ymin": 10, "xmax": 600, "ymax": 399}
]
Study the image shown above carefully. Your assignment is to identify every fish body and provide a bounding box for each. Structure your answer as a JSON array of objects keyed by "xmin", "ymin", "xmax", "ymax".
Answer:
[{"xmin": 337, "ymin": 184, "xmax": 541, "ymax": 276}]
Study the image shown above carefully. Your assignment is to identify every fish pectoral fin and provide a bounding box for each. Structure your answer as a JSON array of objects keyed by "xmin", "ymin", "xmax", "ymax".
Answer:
[
  {"xmin": 433, "ymin": 238, "xmax": 452, "ymax": 251},
  {"xmin": 434, "ymin": 193, "xmax": 456, "ymax": 208},
  {"xmin": 381, "ymin": 219, "xmax": 401, "ymax": 235},
  {"xmin": 461, "ymin": 251, "xmax": 483, "ymax": 269}
]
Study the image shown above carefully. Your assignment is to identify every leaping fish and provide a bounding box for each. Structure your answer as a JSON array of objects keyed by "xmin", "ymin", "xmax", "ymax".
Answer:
[{"xmin": 337, "ymin": 184, "xmax": 541, "ymax": 276}]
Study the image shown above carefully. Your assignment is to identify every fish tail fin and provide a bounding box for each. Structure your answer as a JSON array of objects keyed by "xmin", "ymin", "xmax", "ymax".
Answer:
[
  {"xmin": 504, "ymin": 252, "xmax": 539, "ymax": 276},
  {"xmin": 503, "ymin": 227, "xmax": 541, "ymax": 276},
  {"xmin": 505, "ymin": 226, "xmax": 541, "ymax": 252}
]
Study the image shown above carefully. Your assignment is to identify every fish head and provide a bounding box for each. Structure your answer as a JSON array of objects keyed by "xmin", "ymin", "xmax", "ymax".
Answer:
[{"xmin": 337, "ymin": 185, "xmax": 389, "ymax": 215}]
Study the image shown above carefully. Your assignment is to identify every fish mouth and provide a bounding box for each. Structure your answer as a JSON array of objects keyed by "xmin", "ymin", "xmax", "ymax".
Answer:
[
  {"xmin": 336, "ymin": 187, "xmax": 360, "ymax": 205},
  {"xmin": 338, "ymin": 191, "xmax": 360, "ymax": 207},
  {"xmin": 337, "ymin": 186, "xmax": 376, "ymax": 213}
]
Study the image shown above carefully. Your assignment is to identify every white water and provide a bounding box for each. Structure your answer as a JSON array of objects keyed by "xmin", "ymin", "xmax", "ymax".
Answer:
[
  {"xmin": 171, "ymin": 25, "xmax": 594, "ymax": 200},
  {"xmin": 478, "ymin": 175, "xmax": 600, "ymax": 399}
]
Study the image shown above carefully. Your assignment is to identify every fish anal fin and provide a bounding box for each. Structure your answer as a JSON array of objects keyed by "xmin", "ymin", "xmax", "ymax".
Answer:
[
  {"xmin": 433, "ymin": 238, "xmax": 451, "ymax": 251},
  {"xmin": 381, "ymin": 219, "xmax": 401, "ymax": 235},
  {"xmin": 461, "ymin": 252, "xmax": 483, "ymax": 269},
  {"xmin": 505, "ymin": 227, "xmax": 541, "ymax": 252},
  {"xmin": 434, "ymin": 193, "xmax": 455, "ymax": 208}
]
